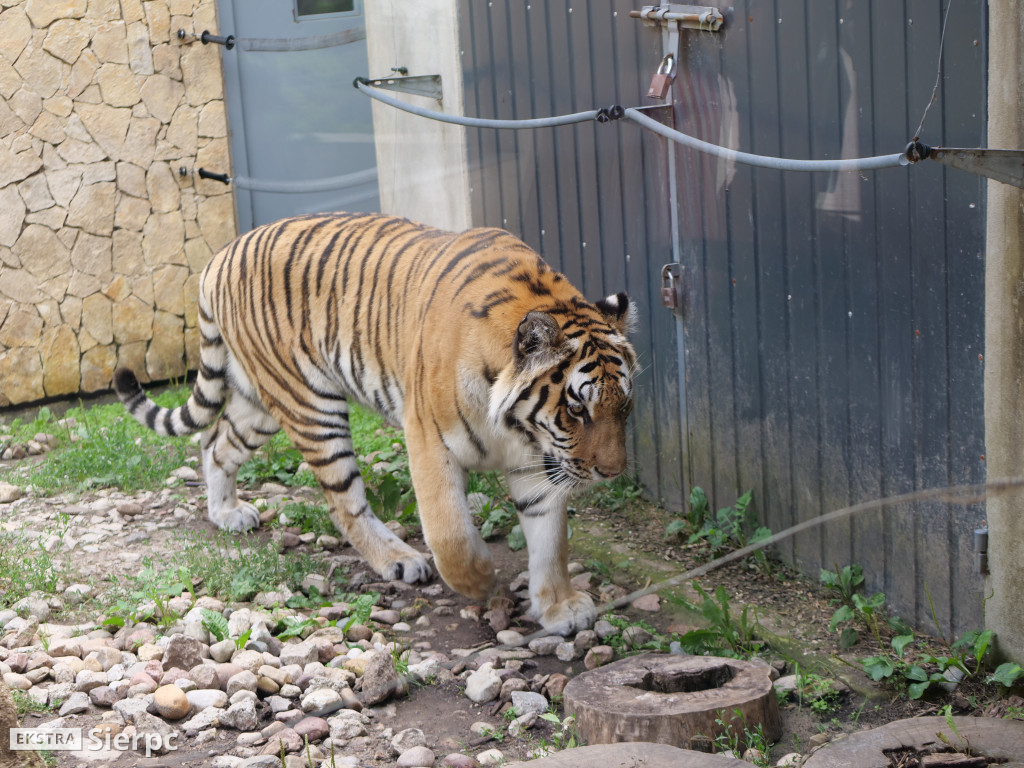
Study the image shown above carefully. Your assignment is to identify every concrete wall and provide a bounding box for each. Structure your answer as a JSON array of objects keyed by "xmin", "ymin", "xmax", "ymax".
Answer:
[
  {"xmin": 364, "ymin": 0, "xmax": 471, "ymax": 232},
  {"xmin": 0, "ymin": 0, "xmax": 235, "ymax": 407},
  {"xmin": 984, "ymin": 0, "xmax": 1024, "ymax": 664}
]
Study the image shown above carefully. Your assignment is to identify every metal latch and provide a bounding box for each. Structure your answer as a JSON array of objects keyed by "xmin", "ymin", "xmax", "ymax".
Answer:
[
  {"xmin": 661, "ymin": 263, "xmax": 685, "ymax": 313},
  {"xmin": 630, "ymin": 5, "xmax": 725, "ymax": 32}
]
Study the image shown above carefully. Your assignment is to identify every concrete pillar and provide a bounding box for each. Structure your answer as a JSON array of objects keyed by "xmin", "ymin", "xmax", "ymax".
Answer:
[
  {"xmin": 364, "ymin": 1, "xmax": 472, "ymax": 231},
  {"xmin": 984, "ymin": 0, "xmax": 1024, "ymax": 663}
]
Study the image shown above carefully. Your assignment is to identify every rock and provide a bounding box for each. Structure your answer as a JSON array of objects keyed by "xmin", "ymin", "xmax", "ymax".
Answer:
[
  {"xmin": 495, "ymin": 630, "xmax": 525, "ymax": 647},
  {"xmin": 543, "ymin": 674, "xmax": 570, "ymax": 699},
  {"xmin": 773, "ymin": 674, "xmax": 799, "ymax": 696},
  {"xmin": 231, "ymin": 649, "xmax": 264, "ymax": 674},
  {"xmin": 584, "ymin": 645, "xmax": 614, "ymax": 670},
  {"xmin": 555, "ymin": 642, "xmax": 580, "ymax": 662},
  {"xmin": 465, "ymin": 663, "xmax": 502, "ymax": 704},
  {"xmin": 0, "ymin": 483, "xmax": 24, "ymax": 503},
  {"xmin": 220, "ymin": 698, "xmax": 259, "ymax": 731},
  {"xmin": 621, "ymin": 625, "xmax": 653, "ymax": 649},
  {"xmin": 5, "ymin": 617, "xmax": 39, "ymax": 648},
  {"xmin": 136, "ymin": 643, "xmax": 164, "ymax": 662},
  {"xmin": 301, "ymin": 687, "xmax": 340, "ymax": 713},
  {"xmin": 113, "ymin": 697, "xmax": 151, "ymax": 722},
  {"xmin": 163, "ymin": 635, "xmax": 204, "ymax": 671},
  {"xmin": 227, "ymin": 669, "xmax": 259, "ymax": 697},
  {"xmin": 631, "ymin": 593, "xmax": 661, "ymax": 612},
  {"xmin": 190, "ymin": 664, "xmax": 220, "ymax": 690},
  {"xmin": 593, "ymin": 620, "xmax": 618, "ymax": 640},
  {"xmin": 187, "ymin": 688, "xmax": 228, "ymax": 710},
  {"xmin": 279, "ymin": 642, "xmax": 318, "ymax": 668},
  {"xmin": 371, "ymin": 609, "xmax": 401, "ymax": 625},
  {"xmin": 59, "ymin": 690, "xmax": 90, "ymax": 715},
  {"xmin": 510, "ymin": 690, "xmax": 548, "ymax": 716},
  {"xmin": 181, "ymin": 706, "xmax": 224, "ymax": 735},
  {"xmin": 292, "ymin": 716, "xmax": 329, "ymax": 742},
  {"xmin": 398, "ymin": 745, "xmax": 436, "ymax": 767},
  {"xmin": 475, "ymin": 748, "xmax": 504, "ymax": 766},
  {"xmin": 392, "ymin": 727, "xmax": 427, "ymax": 754},
  {"xmin": 508, "ymin": 711, "xmax": 537, "ymax": 738},
  {"xmin": 76, "ymin": 669, "xmax": 109, "ymax": 692},
  {"xmin": 132, "ymin": 711, "xmax": 181, "ymax": 754},
  {"xmin": 500, "ymin": 677, "xmax": 529, "ymax": 702},
  {"xmin": 327, "ymin": 710, "xmax": 368, "ymax": 741},
  {"xmin": 160, "ymin": 667, "xmax": 191, "ymax": 686},
  {"xmin": 209, "ymin": 639, "xmax": 236, "ymax": 663},
  {"xmin": 361, "ymin": 650, "xmax": 404, "ymax": 706},
  {"xmin": 527, "ymin": 636, "xmax": 564, "ymax": 656},
  {"xmin": 89, "ymin": 685, "xmax": 119, "ymax": 707},
  {"xmin": 259, "ymin": 727, "xmax": 303, "ymax": 754},
  {"xmin": 439, "ymin": 755, "xmax": 481, "ymax": 768},
  {"xmin": 776, "ymin": 752, "xmax": 801, "ymax": 766},
  {"xmin": 408, "ymin": 658, "xmax": 441, "ymax": 685},
  {"xmin": 153, "ymin": 684, "xmax": 190, "ymax": 720},
  {"xmin": 48, "ymin": 638, "xmax": 83, "ymax": 658}
]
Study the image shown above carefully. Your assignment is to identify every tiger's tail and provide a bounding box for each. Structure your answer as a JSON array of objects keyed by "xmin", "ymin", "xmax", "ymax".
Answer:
[{"xmin": 114, "ymin": 298, "xmax": 227, "ymax": 437}]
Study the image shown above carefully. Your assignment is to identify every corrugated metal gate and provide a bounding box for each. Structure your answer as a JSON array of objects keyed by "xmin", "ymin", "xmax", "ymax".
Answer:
[{"xmin": 459, "ymin": 1, "xmax": 988, "ymax": 638}]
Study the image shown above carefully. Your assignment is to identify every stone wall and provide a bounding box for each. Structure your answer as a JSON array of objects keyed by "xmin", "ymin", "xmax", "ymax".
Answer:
[{"xmin": 0, "ymin": 0, "xmax": 236, "ymax": 407}]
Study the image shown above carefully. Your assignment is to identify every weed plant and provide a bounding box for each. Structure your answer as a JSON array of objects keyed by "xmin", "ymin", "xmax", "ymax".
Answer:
[
  {"xmin": 0, "ymin": 517, "xmax": 73, "ymax": 609},
  {"xmin": 16, "ymin": 390, "xmax": 192, "ymax": 493},
  {"xmin": 707, "ymin": 708, "xmax": 774, "ymax": 766}
]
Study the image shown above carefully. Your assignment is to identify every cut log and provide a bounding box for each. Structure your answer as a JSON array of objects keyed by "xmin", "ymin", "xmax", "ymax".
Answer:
[
  {"xmin": 502, "ymin": 742, "xmax": 748, "ymax": 767},
  {"xmin": 562, "ymin": 653, "xmax": 781, "ymax": 749},
  {"xmin": 803, "ymin": 716, "xmax": 1024, "ymax": 768}
]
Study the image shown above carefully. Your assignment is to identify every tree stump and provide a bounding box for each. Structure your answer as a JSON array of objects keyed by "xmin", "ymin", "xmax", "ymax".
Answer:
[
  {"xmin": 562, "ymin": 653, "xmax": 781, "ymax": 749},
  {"xmin": 502, "ymin": 742, "xmax": 748, "ymax": 767},
  {"xmin": 0, "ymin": 678, "xmax": 45, "ymax": 768},
  {"xmin": 803, "ymin": 716, "xmax": 1024, "ymax": 767}
]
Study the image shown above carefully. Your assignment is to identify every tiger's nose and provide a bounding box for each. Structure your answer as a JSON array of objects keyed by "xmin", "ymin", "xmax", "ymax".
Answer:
[{"xmin": 594, "ymin": 452, "xmax": 627, "ymax": 479}]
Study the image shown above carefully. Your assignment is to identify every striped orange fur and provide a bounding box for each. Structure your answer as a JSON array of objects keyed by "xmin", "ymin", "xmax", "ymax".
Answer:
[{"xmin": 115, "ymin": 212, "xmax": 636, "ymax": 634}]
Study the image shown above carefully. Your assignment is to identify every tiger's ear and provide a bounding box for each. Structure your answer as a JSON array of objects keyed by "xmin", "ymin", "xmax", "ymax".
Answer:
[
  {"xmin": 595, "ymin": 292, "xmax": 636, "ymax": 335},
  {"xmin": 514, "ymin": 311, "xmax": 565, "ymax": 370}
]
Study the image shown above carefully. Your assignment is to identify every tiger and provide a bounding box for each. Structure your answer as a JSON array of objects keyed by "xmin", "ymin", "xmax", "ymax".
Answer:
[{"xmin": 114, "ymin": 212, "xmax": 636, "ymax": 635}]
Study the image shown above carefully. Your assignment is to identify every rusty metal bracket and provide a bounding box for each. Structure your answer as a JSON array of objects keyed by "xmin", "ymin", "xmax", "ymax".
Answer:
[
  {"xmin": 905, "ymin": 142, "xmax": 1024, "ymax": 190},
  {"xmin": 365, "ymin": 74, "xmax": 442, "ymax": 102}
]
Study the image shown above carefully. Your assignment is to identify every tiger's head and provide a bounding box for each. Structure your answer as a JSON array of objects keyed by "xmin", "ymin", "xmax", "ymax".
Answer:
[{"xmin": 492, "ymin": 292, "xmax": 637, "ymax": 494}]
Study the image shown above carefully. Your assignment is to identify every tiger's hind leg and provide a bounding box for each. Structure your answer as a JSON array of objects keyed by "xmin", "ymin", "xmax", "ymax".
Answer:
[
  {"xmin": 202, "ymin": 392, "xmax": 279, "ymax": 532},
  {"xmin": 281, "ymin": 406, "xmax": 433, "ymax": 585}
]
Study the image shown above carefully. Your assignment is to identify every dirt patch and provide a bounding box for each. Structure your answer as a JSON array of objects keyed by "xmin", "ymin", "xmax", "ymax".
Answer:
[{"xmin": 0, "ymin": 462, "xmax": 1018, "ymax": 767}]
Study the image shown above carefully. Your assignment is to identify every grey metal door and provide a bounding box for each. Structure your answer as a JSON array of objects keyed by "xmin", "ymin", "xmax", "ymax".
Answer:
[
  {"xmin": 460, "ymin": 0, "xmax": 988, "ymax": 640},
  {"xmin": 216, "ymin": 0, "xmax": 379, "ymax": 231}
]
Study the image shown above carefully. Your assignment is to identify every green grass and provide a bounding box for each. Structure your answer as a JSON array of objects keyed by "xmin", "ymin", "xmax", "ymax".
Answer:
[
  {"xmin": 0, "ymin": 515, "xmax": 73, "ymax": 610},
  {"xmin": 101, "ymin": 527, "xmax": 341, "ymax": 625},
  {"xmin": 6, "ymin": 388, "xmax": 194, "ymax": 493},
  {"xmin": 277, "ymin": 501, "xmax": 335, "ymax": 538}
]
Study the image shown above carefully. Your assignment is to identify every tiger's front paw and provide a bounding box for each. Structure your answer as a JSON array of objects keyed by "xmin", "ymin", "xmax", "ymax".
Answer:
[
  {"xmin": 210, "ymin": 502, "xmax": 260, "ymax": 532},
  {"xmin": 536, "ymin": 590, "xmax": 597, "ymax": 636},
  {"xmin": 380, "ymin": 549, "xmax": 433, "ymax": 585},
  {"xmin": 434, "ymin": 543, "xmax": 496, "ymax": 601}
]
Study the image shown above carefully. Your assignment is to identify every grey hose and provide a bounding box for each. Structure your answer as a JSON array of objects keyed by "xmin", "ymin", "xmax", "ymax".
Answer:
[
  {"xmin": 354, "ymin": 79, "xmax": 601, "ymax": 129},
  {"xmin": 231, "ymin": 167, "xmax": 378, "ymax": 194},
  {"xmin": 624, "ymin": 108, "xmax": 908, "ymax": 172},
  {"xmin": 355, "ymin": 79, "xmax": 908, "ymax": 173}
]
